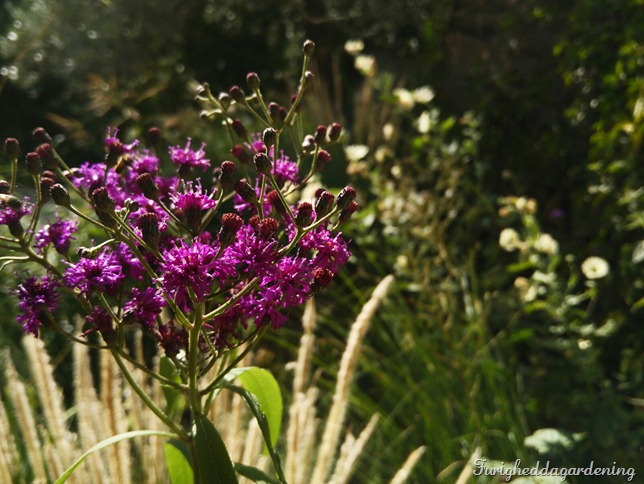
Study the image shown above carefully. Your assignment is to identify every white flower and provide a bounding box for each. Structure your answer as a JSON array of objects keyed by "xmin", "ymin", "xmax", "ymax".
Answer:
[
  {"xmin": 416, "ymin": 111, "xmax": 432, "ymax": 134},
  {"xmin": 354, "ymin": 55, "xmax": 375, "ymax": 76},
  {"xmin": 413, "ymin": 86, "xmax": 435, "ymax": 104},
  {"xmin": 499, "ymin": 228, "xmax": 522, "ymax": 252},
  {"xmin": 534, "ymin": 233, "xmax": 559, "ymax": 255},
  {"xmin": 344, "ymin": 39, "xmax": 364, "ymax": 56},
  {"xmin": 344, "ymin": 144, "xmax": 369, "ymax": 162},
  {"xmin": 382, "ymin": 122, "xmax": 395, "ymax": 141},
  {"xmin": 581, "ymin": 256, "xmax": 610, "ymax": 279},
  {"xmin": 393, "ymin": 88, "xmax": 415, "ymax": 110}
]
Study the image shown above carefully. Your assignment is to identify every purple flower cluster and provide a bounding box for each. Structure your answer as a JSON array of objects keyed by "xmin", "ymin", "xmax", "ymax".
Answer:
[
  {"xmin": 12, "ymin": 275, "xmax": 59, "ymax": 336},
  {"xmin": 34, "ymin": 218, "xmax": 78, "ymax": 254}
]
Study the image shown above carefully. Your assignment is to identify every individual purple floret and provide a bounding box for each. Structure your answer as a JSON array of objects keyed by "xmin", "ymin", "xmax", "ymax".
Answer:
[
  {"xmin": 228, "ymin": 223, "xmax": 279, "ymax": 276},
  {"xmin": 298, "ymin": 226, "xmax": 351, "ymax": 273},
  {"xmin": 105, "ymin": 127, "xmax": 139, "ymax": 154},
  {"xmin": 169, "ymin": 138, "xmax": 210, "ymax": 172},
  {"xmin": 159, "ymin": 238, "xmax": 237, "ymax": 307},
  {"xmin": 34, "ymin": 218, "xmax": 78, "ymax": 254},
  {"xmin": 123, "ymin": 287, "xmax": 166, "ymax": 328},
  {"xmin": 0, "ymin": 196, "xmax": 31, "ymax": 225},
  {"xmin": 64, "ymin": 249, "xmax": 125, "ymax": 295},
  {"xmin": 13, "ymin": 274, "xmax": 59, "ymax": 337}
]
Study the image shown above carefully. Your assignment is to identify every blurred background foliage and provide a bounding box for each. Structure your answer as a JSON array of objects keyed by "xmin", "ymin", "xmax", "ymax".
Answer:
[{"xmin": 1, "ymin": 0, "xmax": 643, "ymax": 482}]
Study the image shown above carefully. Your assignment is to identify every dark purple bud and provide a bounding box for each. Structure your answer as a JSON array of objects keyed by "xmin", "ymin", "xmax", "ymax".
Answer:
[
  {"xmin": 329, "ymin": 122, "xmax": 342, "ymax": 142},
  {"xmin": 50, "ymin": 184, "xmax": 71, "ymax": 208},
  {"xmin": 232, "ymin": 119, "xmax": 248, "ymax": 140},
  {"xmin": 267, "ymin": 190, "xmax": 286, "ymax": 215},
  {"xmin": 124, "ymin": 198, "xmax": 139, "ymax": 212},
  {"xmin": 139, "ymin": 212, "xmax": 160, "ymax": 250},
  {"xmin": 35, "ymin": 143, "xmax": 56, "ymax": 168},
  {"xmin": 0, "ymin": 180, "xmax": 10, "ymax": 194},
  {"xmin": 147, "ymin": 127, "xmax": 161, "ymax": 149},
  {"xmin": 254, "ymin": 152, "xmax": 272, "ymax": 176},
  {"xmin": 295, "ymin": 202, "xmax": 313, "ymax": 227},
  {"xmin": 136, "ymin": 173, "xmax": 159, "ymax": 200},
  {"xmin": 315, "ymin": 190, "xmax": 335, "ymax": 218},
  {"xmin": 25, "ymin": 152, "xmax": 42, "ymax": 176},
  {"xmin": 314, "ymin": 125, "xmax": 327, "ymax": 145},
  {"xmin": 234, "ymin": 180, "xmax": 258, "ymax": 205},
  {"xmin": 268, "ymin": 103, "xmax": 286, "ymax": 128},
  {"xmin": 246, "ymin": 72, "xmax": 261, "ymax": 91},
  {"xmin": 336, "ymin": 186, "xmax": 356, "ymax": 210},
  {"xmin": 219, "ymin": 161, "xmax": 236, "ymax": 189},
  {"xmin": 41, "ymin": 170, "xmax": 57, "ymax": 181},
  {"xmin": 257, "ymin": 217, "xmax": 279, "ymax": 239},
  {"xmin": 314, "ymin": 150, "xmax": 332, "ymax": 172},
  {"xmin": 229, "ymin": 85, "xmax": 246, "ymax": 103},
  {"xmin": 4, "ymin": 138, "xmax": 20, "ymax": 159},
  {"xmin": 92, "ymin": 186, "xmax": 115, "ymax": 214},
  {"xmin": 262, "ymin": 128, "xmax": 277, "ymax": 147},
  {"xmin": 40, "ymin": 177, "xmax": 55, "ymax": 202},
  {"xmin": 32, "ymin": 127, "xmax": 52, "ymax": 144},
  {"xmin": 8, "ymin": 219, "xmax": 24, "ymax": 238},
  {"xmin": 311, "ymin": 267, "xmax": 334, "ymax": 293},
  {"xmin": 219, "ymin": 213, "xmax": 244, "ymax": 248},
  {"xmin": 105, "ymin": 141, "xmax": 125, "ymax": 167},
  {"xmin": 339, "ymin": 200, "xmax": 359, "ymax": 224},
  {"xmin": 231, "ymin": 144, "xmax": 251, "ymax": 165},
  {"xmin": 303, "ymin": 39, "xmax": 316, "ymax": 57}
]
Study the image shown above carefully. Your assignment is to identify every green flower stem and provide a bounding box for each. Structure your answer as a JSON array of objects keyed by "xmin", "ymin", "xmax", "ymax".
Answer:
[
  {"xmin": 283, "ymin": 54, "xmax": 311, "ymax": 128},
  {"xmin": 266, "ymin": 173, "xmax": 296, "ymax": 222},
  {"xmin": 67, "ymin": 203, "xmax": 112, "ymax": 232},
  {"xmin": 46, "ymin": 313, "xmax": 109, "ymax": 350},
  {"xmin": 111, "ymin": 213, "xmax": 161, "ymax": 260},
  {"xmin": 114, "ymin": 346, "xmax": 187, "ymax": 390},
  {"xmin": 187, "ymin": 302, "xmax": 205, "ymax": 416},
  {"xmin": 202, "ymin": 276, "xmax": 260, "ymax": 321},
  {"xmin": 198, "ymin": 189, "xmax": 225, "ymax": 233},
  {"xmin": 200, "ymin": 324, "xmax": 267, "ymax": 397},
  {"xmin": 26, "ymin": 175, "xmax": 43, "ymax": 245},
  {"xmin": 240, "ymin": 97, "xmax": 272, "ymax": 128},
  {"xmin": 111, "ymin": 348, "xmax": 188, "ymax": 440},
  {"xmin": 9, "ymin": 156, "xmax": 18, "ymax": 193}
]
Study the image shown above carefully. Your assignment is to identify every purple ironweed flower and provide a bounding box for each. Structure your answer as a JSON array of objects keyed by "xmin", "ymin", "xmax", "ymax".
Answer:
[
  {"xmin": 169, "ymin": 138, "xmax": 210, "ymax": 172},
  {"xmin": 156, "ymin": 322, "xmax": 187, "ymax": 358},
  {"xmin": 114, "ymin": 242, "xmax": 148, "ymax": 281},
  {"xmin": 170, "ymin": 179, "xmax": 217, "ymax": 233},
  {"xmin": 207, "ymin": 305, "xmax": 245, "ymax": 350},
  {"xmin": 0, "ymin": 196, "xmax": 31, "ymax": 226},
  {"xmin": 64, "ymin": 249, "xmax": 125, "ymax": 295},
  {"xmin": 228, "ymin": 224, "xmax": 279, "ymax": 275},
  {"xmin": 123, "ymin": 287, "xmax": 165, "ymax": 328},
  {"xmin": 273, "ymin": 151, "xmax": 299, "ymax": 186},
  {"xmin": 105, "ymin": 127, "xmax": 139, "ymax": 154},
  {"xmin": 13, "ymin": 274, "xmax": 59, "ymax": 337},
  {"xmin": 72, "ymin": 162, "xmax": 120, "ymax": 193},
  {"xmin": 85, "ymin": 306, "xmax": 116, "ymax": 342},
  {"xmin": 159, "ymin": 238, "xmax": 237, "ymax": 307},
  {"xmin": 298, "ymin": 226, "xmax": 350, "ymax": 273},
  {"xmin": 34, "ymin": 218, "xmax": 78, "ymax": 254}
]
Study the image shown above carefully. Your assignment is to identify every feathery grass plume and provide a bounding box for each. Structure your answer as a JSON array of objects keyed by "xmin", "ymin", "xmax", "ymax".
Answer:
[
  {"xmin": 329, "ymin": 413, "xmax": 380, "ymax": 484},
  {"xmin": 0, "ymin": 399, "xmax": 18, "ymax": 478},
  {"xmin": 4, "ymin": 353, "xmax": 48, "ymax": 480},
  {"xmin": 453, "ymin": 446, "xmax": 481, "ymax": 484},
  {"xmin": 310, "ymin": 274, "xmax": 394, "ymax": 484},
  {"xmin": 390, "ymin": 446, "xmax": 427, "ymax": 484}
]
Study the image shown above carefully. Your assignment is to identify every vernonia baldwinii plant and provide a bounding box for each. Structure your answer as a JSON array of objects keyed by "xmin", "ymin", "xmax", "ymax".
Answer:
[{"xmin": 0, "ymin": 40, "xmax": 358, "ymax": 483}]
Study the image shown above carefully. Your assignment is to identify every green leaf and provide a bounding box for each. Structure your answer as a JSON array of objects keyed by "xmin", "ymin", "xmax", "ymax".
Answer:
[
  {"xmin": 160, "ymin": 356, "xmax": 184, "ymax": 417},
  {"xmin": 234, "ymin": 463, "xmax": 280, "ymax": 484},
  {"xmin": 165, "ymin": 439, "xmax": 193, "ymax": 484},
  {"xmin": 225, "ymin": 367, "xmax": 282, "ymax": 450},
  {"xmin": 54, "ymin": 430, "xmax": 177, "ymax": 483},
  {"xmin": 194, "ymin": 413, "xmax": 238, "ymax": 484}
]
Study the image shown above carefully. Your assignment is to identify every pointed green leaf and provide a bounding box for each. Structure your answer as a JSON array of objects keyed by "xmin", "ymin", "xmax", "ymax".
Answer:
[
  {"xmin": 160, "ymin": 356, "xmax": 184, "ymax": 417},
  {"xmin": 194, "ymin": 413, "xmax": 238, "ymax": 484},
  {"xmin": 234, "ymin": 462, "xmax": 280, "ymax": 484},
  {"xmin": 54, "ymin": 430, "xmax": 177, "ymax": 483},
  {"xmin": 165, "ymin": 439, "xmax": 193, "ymax": 484}
]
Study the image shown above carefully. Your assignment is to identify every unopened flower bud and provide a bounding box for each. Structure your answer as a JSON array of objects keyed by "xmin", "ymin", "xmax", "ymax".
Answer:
[
  {"xmin": 311, "ymin": 267, "xmax": 334, "ymax": 294},
  {"xmin": 254, "ymin": 152, "xmax": 272, "ymax": 175},
  {"xmin": 267, "ymin": 190, "xmax": 286, "ymax": 215},
  {"xmin": 0, "ymin": 180, "xmax": 10, "ymax": 194},
  {"xmin": 295, "ymin": 202, "xmax": 313, "ymax": 227},
  {"xmin": 92, "ymin": 187, "xmax": 115, "ymax": 214},
  {"xmin": 268, "ymin": 103, "xmax": 286, "ymax": 128},
  {"xmin": 315, "ymin": 190, "xmax": 335, "ymax": 218},
  {"xmin": 136, "ymin": 173, "xmax": 159, "ymax": 200},
  {"xmin": 32, "ymin": 127, "xmax": 52, "ymax": 144},
  {"xmin": 219, "ymin": 161, "xmax": 236, "ymax": 189},
  {"xmin": 232, "ymin": 119, "xmax": 248, "ymax": 140},
  {"xmin": 336, "ymin": 186, "xmax": 356, "ymax": 210},
  {"xmin": 25, "ymin": 152, "xmax": 42, "ymax": 176},
  {"xmin": 262, "ymin": 128, "xmax": 277, "ymax": 147},
  {"xmin": 302, "ymin": 135, "xmax": 316, "ymax": 154},
  {"xmin": 139, "ymin": 212, "xmax": 160, "ymax": 250},
  {"xmin": 105, "ymin": 141, "xmax": 125, "ymax": 167},
  {"xmin": 218, "ymin": 91, "xmax": 231, "ymax": 109},
  {"xmin": 314, "ymin": 150, "xmax": 332, "ymax": 172},
  {"xmin": 50, "ymin": 184, "xmax": 71, "ymax": 208},
  {"xmin": 329, "ymin": 122, "xmax": 342, "ymax": 142},
  {"xmin": 124, "ymin": 198, "xmax": 140, "ymax": 212},
  {"xmin": 229, "ymin": 85, "xmax": 246, "ymax": 103},
  {"xmin": 219, "ymin": 213, "xmax": 244, "ymax": 248},
  {"xmin": 257, "ymin": 217, "xmax": 279, "ymax": 239},
  {"xmin": 234, "ymin": 180, "xmax": 258, "ymax": 205},
  {"xmin": 40, "ymin": 177, "xmax": 55, "ymax": 202},
  {"xmin": 314, "ymin": 125, "xmax": 327, "ymax": 145},
  {"xmin": 246, "ymin": 72, "xmax": 261, "ymax": 91},
  {"xmin": 147, "ymin": 127, "xmax": 161, "ymax": 150},
  {"xmin": 4, "ymin": 138, "xmax": 20, "ymax": 159},
  {"xmin": 231, "ymin": 144, "xmax": 251, "ymax": 165},
  {"xmin": 35, "ymin": 143, "xmax": 56, "ymax": 168},
  {"xmin": 338, "ymin": 200, "xmax": 359, "ymax": 224},
  {"xmin": 303, "ymin": 39, "xmax": 316, "ymax": 57},
  {"xmin": 8, "ymin": 219, "xmax": 24, "ymax": 238}
]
